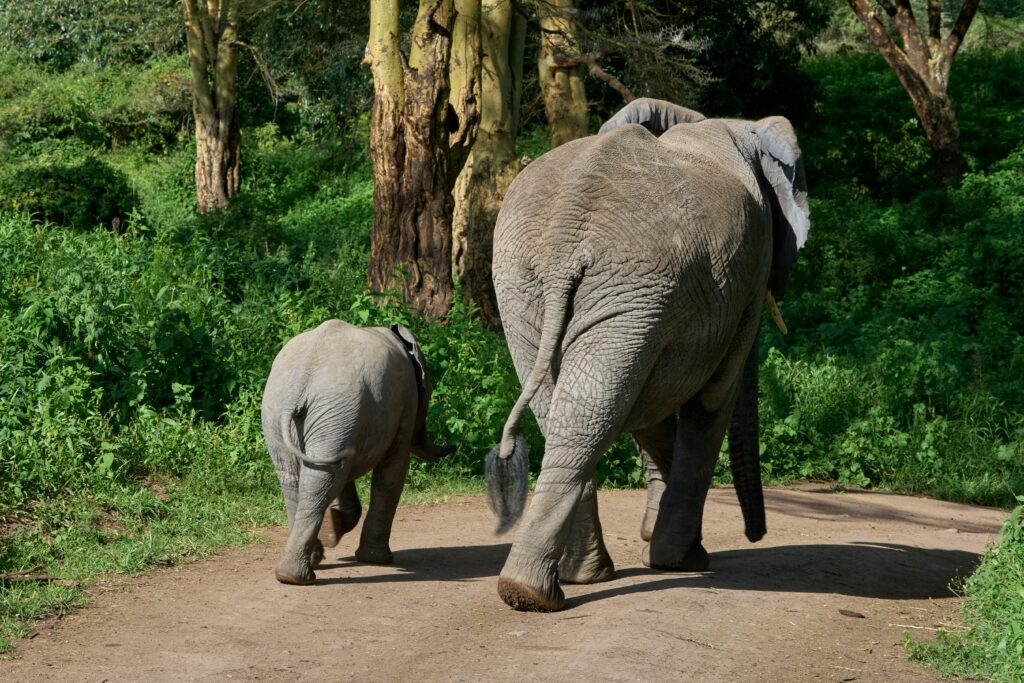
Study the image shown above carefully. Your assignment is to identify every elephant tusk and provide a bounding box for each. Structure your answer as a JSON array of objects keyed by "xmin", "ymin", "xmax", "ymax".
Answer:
[{"xmin": 765, "ymin": 290, "xmax": 788, "ymax": 335}]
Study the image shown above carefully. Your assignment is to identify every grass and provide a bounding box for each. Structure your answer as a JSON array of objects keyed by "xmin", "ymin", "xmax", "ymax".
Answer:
[{"xmin": 907, "ymin": 500, "xmax": 1024, "ymax": 681}]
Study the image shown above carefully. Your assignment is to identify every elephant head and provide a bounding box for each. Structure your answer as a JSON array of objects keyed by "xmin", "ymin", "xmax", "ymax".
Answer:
[
  {"xmin": 597, "ymin": 98, "xmax": 811, "ymax": 545},
  {"xmin": 390, "ymin": 324, "xmax": 455, "ymax": 461}
]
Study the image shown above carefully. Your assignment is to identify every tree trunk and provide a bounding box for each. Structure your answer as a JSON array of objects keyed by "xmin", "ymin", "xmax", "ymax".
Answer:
[
  {"xmin": 366, "ymin": 0, "xmax": 475, "ymax": 318},
  {"xmin": 904, "ymin": 80, "xmax": 966, "ymax": 181},
  {"xmin": 452, "ymin": 0, "xmax": 526, "ymax": 326},
  {"xmin": 182, "ymin": 0, "xmax": 240, "ymax": 213},
  {"xmin": 537, "ymin": 0, "xmax": 589, "ymax": 148},
  {"xmin": 846, "ymin": 0, "xmax": 978, "ymax": 184}
]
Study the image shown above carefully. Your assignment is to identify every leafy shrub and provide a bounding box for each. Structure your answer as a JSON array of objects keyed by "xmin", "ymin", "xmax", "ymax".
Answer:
[
  {"xmin": 909, "ymin": 501, "xmax": 1024, "ymax": 681},
  {"xmin": 0, "ymin": 1, "xmax": 180, "ymax": 70},
  {"xmin": 0, "ymin": 156, "xmax": 135, "ymax": 230},
  {"xmin": 0, "ymin": 49, "xmax": 190, "ymax": 154}
]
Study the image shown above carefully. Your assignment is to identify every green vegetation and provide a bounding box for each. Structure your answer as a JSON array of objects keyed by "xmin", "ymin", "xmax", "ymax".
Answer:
[
  {"xmin": 1, "ymin": 39, "xmax": 1022, "ymax": 672},
  {"xmin": 908, "ymin": 499, "xmax": 1024, "ymax": 681}
]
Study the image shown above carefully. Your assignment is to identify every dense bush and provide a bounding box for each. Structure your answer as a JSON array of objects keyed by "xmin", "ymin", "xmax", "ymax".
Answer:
[
  {"xmin": 0, "ymin": 50, "xmax": 190, "ymax": 154},
  {"xmin": 0, "ymin": 156, "xmax": 135, "ymax": 230},
  {"xmin": 0, "ymin": 0, "xmax": 180, "ymax": 70},
  {"xmin": 910, "ymin": 500, "xmax": 1024, "ymax": 681}
]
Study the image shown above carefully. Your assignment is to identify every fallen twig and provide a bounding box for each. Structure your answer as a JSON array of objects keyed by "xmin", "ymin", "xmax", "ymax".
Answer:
[{"xmin": 889, "ymin": 623, "xmax": 940, "ymax": 631}]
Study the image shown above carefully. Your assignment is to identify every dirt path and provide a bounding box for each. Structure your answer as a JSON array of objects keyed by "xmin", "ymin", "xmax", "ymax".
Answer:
[{"xmin": 2, "ymin": 486, "xmax": 1007, "ymax": 682}]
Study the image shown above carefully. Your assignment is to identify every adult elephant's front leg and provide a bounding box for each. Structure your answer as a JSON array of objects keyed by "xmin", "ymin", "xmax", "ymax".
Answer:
[
  {"xmin": 632, "ymin": 416, "xmax": 677, "ymax": 541},
  {"xmin": 645, "ymin": 390, "xmax": 736, "ymax": 572},
  {"xmin": 558, "ymin": 476, "xmax": 614, "ymax": 584}
]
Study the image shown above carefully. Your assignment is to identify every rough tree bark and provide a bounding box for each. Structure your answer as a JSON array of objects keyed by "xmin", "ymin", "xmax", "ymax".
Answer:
[
  {"xmin": 537, "ymin": 0, "xmax": 589, "ymax": 148},
  {"xmin": 366, "ymin": 0, "xmax": 477, "ymax": 318},
  {"xmin": 182, "ymin": 0, "xmax": 240, "ymax": 213},
  {"xmin": 847, "ymin": 0, "xmax": 980, "ymax": 183},
  {"xmin": 452, "ymin": 0, "xmax": 527, "ymax": 326}
]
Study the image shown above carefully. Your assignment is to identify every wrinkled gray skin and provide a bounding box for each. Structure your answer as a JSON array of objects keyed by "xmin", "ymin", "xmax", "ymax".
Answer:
[
  {"xmin": 601, "ymin": 100, "xmax": 768, "ymax": 545},
  {"xmin": 262, "ymin": 320, "xmax": 454, "ymax": 585},
  {"xmin": 486, "ymin": 98, "xmax": 809, "ymax": 611}
]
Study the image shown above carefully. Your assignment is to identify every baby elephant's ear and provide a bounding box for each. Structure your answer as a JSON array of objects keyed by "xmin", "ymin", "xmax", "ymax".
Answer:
[
  {"xmin": 390, "ymin": 323, "xmax": 427, "ymax": 403},
  {"xmin": 754, "ymin": 116, "xmax": 810, "ymax": 298}
]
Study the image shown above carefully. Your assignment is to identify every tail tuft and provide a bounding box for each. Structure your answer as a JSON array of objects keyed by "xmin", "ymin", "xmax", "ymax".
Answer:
[{"xmin": 484, "ymin": 433, "xmax": 529, "ymax": 535}]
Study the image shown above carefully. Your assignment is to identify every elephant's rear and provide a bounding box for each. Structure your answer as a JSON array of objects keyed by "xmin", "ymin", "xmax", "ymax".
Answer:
[{"xmin": 263, "ymin": 321, "xmax": 411, "ymax": 469}]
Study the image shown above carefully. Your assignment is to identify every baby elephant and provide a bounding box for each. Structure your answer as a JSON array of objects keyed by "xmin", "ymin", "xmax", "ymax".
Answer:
[{"xmin": 262, "ymin": 320, "xmax": 454, "ymax": 585}]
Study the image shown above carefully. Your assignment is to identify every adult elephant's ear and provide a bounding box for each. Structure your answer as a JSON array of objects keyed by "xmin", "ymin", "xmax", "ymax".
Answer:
[
  {"xmin": 754, "ymin": 116, "xmax": 810, "ymax": 298},
  {"xmin": 598, "ymin": 98, "xmax": 706, "ymax": 136}
]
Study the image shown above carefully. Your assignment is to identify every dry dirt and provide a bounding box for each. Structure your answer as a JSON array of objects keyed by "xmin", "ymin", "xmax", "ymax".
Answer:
[{"xmin": 1, "ymin": 486, "xmax": 1008, "ymax": 682}]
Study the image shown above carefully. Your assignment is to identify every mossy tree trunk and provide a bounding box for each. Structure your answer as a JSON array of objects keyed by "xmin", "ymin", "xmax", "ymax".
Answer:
[
  {"xmin": 537, "ymin": 0, "xmax": 588, "ymax": 148},
  {"xmin": 182, "ymin": 0, "xmax": 240, "ymax": 213},
  {"xmin": 452, "ymin": 0, "xmax": 527, "ymax": 327},
  {"xmin": 365, "ymin": 0, "xmax": 477, "ymax": 318},
  {"xmin": 847, "ymin": 0, "xmax": 980, "ymax": 183}
]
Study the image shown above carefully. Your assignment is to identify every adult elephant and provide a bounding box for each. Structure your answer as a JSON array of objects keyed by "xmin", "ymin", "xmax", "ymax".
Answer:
[{"xmin": 485, "ymin": 98, "xmax": 809, "ymax": 611}]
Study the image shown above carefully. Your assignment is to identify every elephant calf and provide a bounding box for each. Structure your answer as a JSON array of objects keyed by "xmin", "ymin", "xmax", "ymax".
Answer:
[{"xmin": 262, "ymin": 320, "xmax": 454, "ymax": 585}]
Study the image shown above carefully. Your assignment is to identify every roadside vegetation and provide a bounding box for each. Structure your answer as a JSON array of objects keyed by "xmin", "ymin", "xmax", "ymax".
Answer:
[{"xmin": 1, "ymin": 6, "xmax": 1022, "ymax": 676}]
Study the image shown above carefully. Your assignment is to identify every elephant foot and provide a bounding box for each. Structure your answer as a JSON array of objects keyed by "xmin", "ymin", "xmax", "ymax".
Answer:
[
  {"xmin": 643, "ymin": 540, "xmax": 709, "ymax": 572},
  {"xmin": 497, "ymin": 578, "xmax": 565, "ymax": 612},
  {"xmin": 309, "ymin": 539, "xmax": 324, "ymax": 570},
  {"xmin": 498, "ymin": 553, "xmax": 565, "ymax": 611},
  {"xmin": 355, "ymin": 545, "xmax": 394, "ymax": 565},
  {"xmin": 640, "ymin": 506, "xmax": 658, "ymax": 542},
  {"xmin": 274, "ymin": 560, "xmax": 316, "ymax": 586},
  {"xmin": 558, "ymin": 548, "xmax": 615, "ymax": 585},
  {"xmin": 319, "ymin": 504, "xmax": 361, "ymax": 549}
]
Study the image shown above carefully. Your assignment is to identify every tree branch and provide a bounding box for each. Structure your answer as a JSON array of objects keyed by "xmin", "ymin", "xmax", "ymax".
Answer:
[
  {"xmin": 942, "ymin": 0, "xmax": 980, "ymax": 73},
  {"xmin": 554, "ymin": 51, "xmax": 635, "ymax": 102},
  {"xmin": 927, "ymin": 0, "xmax": 942, "ymax": 52},
  {"xmin": 891, "ymin": 0, "xmax": 930, "ymax": 75}
]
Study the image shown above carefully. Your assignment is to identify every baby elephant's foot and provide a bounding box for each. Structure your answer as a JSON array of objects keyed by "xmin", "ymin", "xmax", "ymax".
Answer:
[
  {"xmin": 642, "ymin": 539, "xmax": 709, "ymax": 572},
  {"xmin": 558, "ymin": 546, "xmax": 615, "ymax": 585},
  {"xmin": 319, "ymin": 504, "xmax": 362, "ymax": 549},
  {"xmin": 498, "ymin": 553, "xmax": 565, "ymax": 611},
  {"xmin": 309, "ymin": 539, "xmax": 324, "ymax": 570},
  {"xmin": 355, "ymin": 544, "xmax": 394, "ymax": 565}
]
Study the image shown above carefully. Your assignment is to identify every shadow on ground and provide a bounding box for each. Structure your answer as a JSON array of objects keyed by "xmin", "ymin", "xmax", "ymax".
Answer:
[
  {"xmin": 312, "ymin": 539, "xmax": 978, "ymax": 607},
  {"xmin": 573, "ymin": 542, "xmax": 981, "ymax": 607},
  {"xmin": 314, "ymin": 543, "xmax": 511, "ymax": 585}
]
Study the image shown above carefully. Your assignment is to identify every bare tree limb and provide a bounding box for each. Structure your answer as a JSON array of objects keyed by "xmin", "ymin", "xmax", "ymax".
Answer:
[
  {"xmin": 942, "ymin": 0, "xmax": 980, "ymax": 73},
  {"xmin": 927, "ymin": 0, "xmax": 942, "ymax": 52},
  {"xmin": 554, "ymin": 51, "xmax": 635, "ymax": 102}
]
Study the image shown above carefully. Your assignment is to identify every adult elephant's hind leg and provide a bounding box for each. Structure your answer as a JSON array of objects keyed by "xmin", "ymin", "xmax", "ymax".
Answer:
[
  {"xmin": 558, "ymin": 477, "xmax": 615, "ymax": 584},
  {"xmin": 498, "ymin": 348, "xmax": 638, "ymax": 611}
]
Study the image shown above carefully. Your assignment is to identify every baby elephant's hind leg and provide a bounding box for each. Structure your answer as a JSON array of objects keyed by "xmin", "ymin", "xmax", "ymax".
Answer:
[
  {"xmin": 356, "ymin": 447, "xmax": 410, "ymax": 565},
  {"xmin": 319, "ymin": 481, "xmax": 362, "ymax": 549}
]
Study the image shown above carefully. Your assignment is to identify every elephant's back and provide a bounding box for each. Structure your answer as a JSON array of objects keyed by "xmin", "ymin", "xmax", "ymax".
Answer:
[
  {"xmin": 263, "ymin": 321, "xmax": 412, "ymax": 457},
  {"xmin": 496, "ymin": 124, "xmax": 765, "ymax": 278}
]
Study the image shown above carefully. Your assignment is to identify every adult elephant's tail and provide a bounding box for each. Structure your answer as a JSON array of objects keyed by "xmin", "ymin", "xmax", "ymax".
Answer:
[{"xmin": 485, "ymin": 269, "xmax": 579, "ymax": 535}]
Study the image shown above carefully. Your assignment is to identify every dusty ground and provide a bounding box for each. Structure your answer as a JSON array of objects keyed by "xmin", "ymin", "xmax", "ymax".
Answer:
[{"xmin": 2, "ymin": 486, "xmax": 1007, "ymax": 682}]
